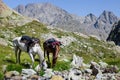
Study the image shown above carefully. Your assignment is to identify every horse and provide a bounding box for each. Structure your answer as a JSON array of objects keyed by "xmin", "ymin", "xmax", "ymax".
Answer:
[
  {"xmin": 43, "ymin": 38, "xmax": 61, "ymax": 67},
  {"xmin": 12, "ymin": 36, "xmax": 47, "ymax": 69}
]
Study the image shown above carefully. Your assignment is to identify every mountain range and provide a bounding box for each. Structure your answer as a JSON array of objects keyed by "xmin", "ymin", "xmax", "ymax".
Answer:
[{"xmin": 14, "ymin": 3, "xmax": 119, "ymax": 40}]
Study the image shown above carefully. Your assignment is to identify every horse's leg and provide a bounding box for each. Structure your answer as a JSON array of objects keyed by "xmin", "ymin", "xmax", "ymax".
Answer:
[
  {"xmin": 47, "ymin": 51, "xmax": 51, "ymax": 67},
  {"xmin": 47, "ymin": 51, "xmax": 50, "ymax": 63},
  {"xmin": 33, "ymin": 54, "xmax": 36, "ymax": 60},
  {"xmin": 52, "ymin": 52, "xmax": 58, "ymax": 67},
  {"xmin": 52, "ymin": 46, "xmax": 60, "ymax": 67},
  {"xmin": 18, "ymin": 49, "xmax": 21, "ymax": 64},
  {"xmin": 37, "ymin": 48, "xmax": 47, "ymax": 70},
  {"xmin": 28, "ymin": 52, "xmax": 34, "ymax": 68},
  {"xmin": 14, "ymin": 46, "xmax": 18, "ymax": 63}
]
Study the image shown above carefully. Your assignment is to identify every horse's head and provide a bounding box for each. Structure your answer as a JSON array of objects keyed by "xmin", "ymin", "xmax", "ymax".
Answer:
[{"xmin": 30, "ymin": 37, "xmax": 41, "ymax": 47}]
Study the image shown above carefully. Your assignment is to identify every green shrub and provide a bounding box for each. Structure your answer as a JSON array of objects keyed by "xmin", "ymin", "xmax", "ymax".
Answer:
[
  {"xmin": 6, "ymin": 64, "xmax": 22, "ymax": 73},
  {"xmin": 0, "ymin": 35, "xmax": 5, "ymax": 38},
  {"xmin": 0, "ymin": 72, "xmax": 4, "ymax": 80},
  {"xmin": 39, "ymin": 70, "xmax": 45, "ymax": 76}
]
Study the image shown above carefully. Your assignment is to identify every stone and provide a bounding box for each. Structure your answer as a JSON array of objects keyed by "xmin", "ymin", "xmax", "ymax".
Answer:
[
  {"xmin": 98, "ymin": 60, "xmax": 108, "ymax": 69},
  {"xmin": 43, "ymin": 69, "xmax": 54, "ymax": 79},
  {"xmin": 68, "ymin": 68, "xmax": 82, "ymax": 80},
  {"xmin": 90, "ymin": 61, "xmax": 100, "ymax": 69},
  {"xmin": 30, "ymin": 75, "xmax": 40, "ymax": 80},
  {"xmin": 103, "ymin": 66, "xmax": 118, "ymax": 73},
  {"xmin": 11, "ymin": 76, "xmax": 22, "ymax": 80},
  {"xmin": 51, "ymin": 75, "xmax": 63, "ymax": 80},
  {"xmin": 21, "ymin": 69, "xmax": 37, "ymax": 78},
  {"xmin": 71, "ymin": 54, "xmax": 83, "ymax": 68},
  {"xmin": 4, "ymin": 71, "xmax": 20, "ymax": 79}
]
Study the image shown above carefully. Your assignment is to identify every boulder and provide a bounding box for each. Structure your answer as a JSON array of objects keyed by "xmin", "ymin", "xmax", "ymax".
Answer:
[
  {"xmin": 68, "ymin": 68, "xmax": 82, "ymax": 80},
  {"xmin": 30, "ymin": 75, "xmax": 40, "ymax": 80},
  {"xmin": 43, "ymin": 69, "xmax": 54, "ymax": 79},
  {"xmin": 98, "ymin": 60, "xmax": 108, "ymax": 69},
  {"xmin": 71, "ymin": 54, "xmax": 83, "ymax": 68},
  {"xmin": 4, "ymin": 71, "xmax": 20, "ymax": 79},
  {"xmin": 21, "ymin": 69, "xmax": 37, "ymax": 78},
  {"xmin": 11, "ymin": 76, "xmax": 22, "ymax": 80},
  {"xmin": 51, "ymin": 75, "xmax": 63, "ymax": 80}
]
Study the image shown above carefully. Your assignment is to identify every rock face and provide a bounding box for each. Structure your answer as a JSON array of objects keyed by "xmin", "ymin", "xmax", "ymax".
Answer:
[
  {"xmin": 14, "ymin": 3, "xmax": 119, "ymax": 40},
  {"xmin": 107, "ymin": 20, "xmax": 120, "ymax": 45}
]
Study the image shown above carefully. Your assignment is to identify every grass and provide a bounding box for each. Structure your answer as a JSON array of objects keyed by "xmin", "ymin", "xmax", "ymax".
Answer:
[
  {"xmin": 0, "ymin": 72, "xmax": 4, "ymax": 80},
  {"xmin": 6, "ymin": 64, "xmax": 22, "ymax": 73},
  {"xmin": 53, "ymin": 61, "xmax": 71, "ymax": 71}
]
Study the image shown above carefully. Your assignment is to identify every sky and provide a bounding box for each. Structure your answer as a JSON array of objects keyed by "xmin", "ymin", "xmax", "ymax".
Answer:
[{"xmin": 2, "ymin": 0, "xmax": 120, "ymax": 17}]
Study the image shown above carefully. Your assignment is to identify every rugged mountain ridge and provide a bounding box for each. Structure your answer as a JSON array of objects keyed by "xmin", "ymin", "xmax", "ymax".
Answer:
[
  {"xmin": 107, "ymin": 20, "xmax": 120, "ymax": 45},
  {"xmin": 84, "ymin": 13, "xmax": 97, "ymax": 24},
  {"xmin": 14, "ymin": 3, "xmax": 119, "ymax": 40}
]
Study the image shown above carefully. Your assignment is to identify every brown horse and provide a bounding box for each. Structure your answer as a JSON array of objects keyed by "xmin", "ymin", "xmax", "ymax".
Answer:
[{"xmin": 43, "ymin": 38, "xmax": 61, "ymax": 67}]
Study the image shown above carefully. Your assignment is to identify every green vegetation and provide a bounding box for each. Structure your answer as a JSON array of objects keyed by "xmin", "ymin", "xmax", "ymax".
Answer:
[
  {"xmin": 6, "ymin": 64, "xmax": 22, "ymax": 73},
  {"xmin": 39, "ymin": 70, "xmax": 45, "ymax": 76},
  {"xmin": 53, "ymin": 61, "xmax": 71, "ymax": 71},
  {"xmin": 0, "ymin": 72, "xmax": 4, "ymax": 80}
]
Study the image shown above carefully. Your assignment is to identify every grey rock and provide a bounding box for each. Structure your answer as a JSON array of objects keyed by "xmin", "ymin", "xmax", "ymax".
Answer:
[
  {"xmin": 71, "ymin": 54, "xmax": 83, "ymax": 68},
  {"xmin": 21, "ymin": 69, "xmax": 37, "ymax": 78},
  {"xmin": 4, "ymin": 71, "xmax": 20, "ymax": 79}
]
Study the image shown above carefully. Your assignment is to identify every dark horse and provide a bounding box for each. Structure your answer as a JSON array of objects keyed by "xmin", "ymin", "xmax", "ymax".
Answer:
[{"xmin": 43, "ymin": 38, "xmax": 61, "ymax": 67}]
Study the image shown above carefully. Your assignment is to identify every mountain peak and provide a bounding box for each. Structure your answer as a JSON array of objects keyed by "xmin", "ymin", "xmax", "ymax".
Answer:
[
  {"xmin": 94, "ymin": 10, "xmax": 118, "ymax": 29},
  {"xmin": 84, "ymin": 13, "xmax": 97, "ymax": 23},
  {"xmin": 98, "ymin": 10, "xmax": 118, "ymax": 24}
]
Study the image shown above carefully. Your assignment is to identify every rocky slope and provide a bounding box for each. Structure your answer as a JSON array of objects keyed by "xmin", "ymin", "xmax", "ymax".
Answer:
[
  {"xmin": 14, "ymin": 3, "xmax": 119, "ymax": 40},
  {"xmin": 0, "ymin": 0, "xmax": 33, "ymax": 27}
]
